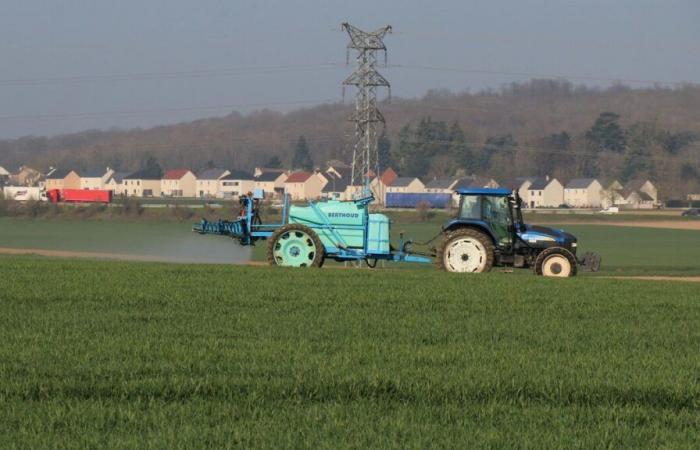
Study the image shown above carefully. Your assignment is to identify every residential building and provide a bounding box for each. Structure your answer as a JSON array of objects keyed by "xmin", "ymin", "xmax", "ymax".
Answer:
[
  {"xmin": 503, "ymin": 177, "xmax": 537, "ymax": 206},
  {"xmin": 386, "ymin": 177, "xmax": 425, "ymax": 194},
  {"xmin": 9, "ymin": 166, "xmax": 43, "ymax": 187},
  {"xmin": 615, "ymin": 180, "xmax": 658, "ymax": 209},
  {"xmin": 254, "ymin": 171, "xmax": 288, "ymax": 199},
  {"xmin": 284, "ymin": 171, "xmax": 324, "ymax": 200},
  {"xmin": 45, "ymin": 168, "xmax": 73, "ymax": 191},
  {"xmin": 196, "ymin": 168, "xmax": 230, "ymax": 198},
  {"xmin": 424, "ymin": 178, "xmax": 459, "ymax": 194},
  {"xmin": 254, "ymin": 167, "xmax": 286, "ymax": 178},
  {"xmin": 104, "ymin": 172, "xmax": 130, "ymax": 196},
  {"xmin": 623, "ymin": 179, "xmax": 658, "ymax": 204},
  {"xmin": 321, "ymin": 172, "xmax": 350, "ymax": 200},
  {"xmin": 123, "ymin": 168, "xmax": 162, "ymax": 197},
  {"xmin": 161, "ymin": 169, "xmax": 197, "ymax": 197},
  {"xmin": 80, "ymin": 168, "xmax": 114, "ymax": 190},
  {"xmin": 564, "ymin": 178, "xmax": 604, "ymax": 208},
  {"xmin": 63, "ymin": 170, "xmax": 82, "ymax": 190},
  {"xmin": 600, "ymin": 179, "xmax": 624, "ymax": 207},
  {"xmin": 0, "ymin": 166, "xmax": 9, "ymax": 186},
  {"xmin": 528, "ymin": 177, "xmax": 565, "ymax": 208},
  {"xmin": 219, "ymin": 171, "xmax": 255, "ymax": 199},
  {"xmin": 370, "ymin": 168, "xmax": 398, "ymax": 204}
]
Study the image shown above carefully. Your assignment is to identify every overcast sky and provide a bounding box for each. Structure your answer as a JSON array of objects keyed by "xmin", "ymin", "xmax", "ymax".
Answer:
[{"xmin": 0, "ymin": 0, "xmax": 698, "ymax": 139}]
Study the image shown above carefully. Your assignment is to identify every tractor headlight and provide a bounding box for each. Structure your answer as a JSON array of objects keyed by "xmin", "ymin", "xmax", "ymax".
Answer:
[{"xmin": 572, "ymin": 242, "xmax": 578, "ymax": 247}]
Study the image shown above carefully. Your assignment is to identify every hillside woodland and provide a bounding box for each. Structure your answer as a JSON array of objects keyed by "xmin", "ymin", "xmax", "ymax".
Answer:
[{"xmin": 1, "ymin": 80, "xmax": 698, "ymax": 198}]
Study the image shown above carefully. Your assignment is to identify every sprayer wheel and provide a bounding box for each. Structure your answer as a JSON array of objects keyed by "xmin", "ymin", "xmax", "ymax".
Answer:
[{"xmin": 267, "ymin": 224, "xmax": 325, "ymax": 268}]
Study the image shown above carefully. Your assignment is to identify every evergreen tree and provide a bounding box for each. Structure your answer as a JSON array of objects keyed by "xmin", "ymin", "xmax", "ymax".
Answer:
[
  {"xmin": 585, "ymin": 112, "xmax": 626, "ymax": 153},
  {"xmin": 291, "ymin": 136, "xmax": 313, "ymax": 171},
  {"xmin": 620, "ymin": 123, "xmax": 656, "ymax": 181},
  {"xmin": 377, "ymin": 131, "xmax": 394, "ymax": 171},
  {"xmin": 141, "ymin": 155, "xmax": 163, "ymax": 177},
  {"xmin": 265, "ymin": 155, "xmax": 282, "ymax": 168},
  {"xmin": 448, "ymin": 122, "xmax": 474, "ymax": 174}
]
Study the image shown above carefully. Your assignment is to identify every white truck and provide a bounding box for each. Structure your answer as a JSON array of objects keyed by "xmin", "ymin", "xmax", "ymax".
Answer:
[{"xmin": 2, "ymin": 186, "xmax": 47, "ymax": 201}]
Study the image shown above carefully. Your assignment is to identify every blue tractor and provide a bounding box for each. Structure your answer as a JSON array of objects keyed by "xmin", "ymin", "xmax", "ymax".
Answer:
[
  {"xmin": 193, "ymin": 187, "xmax": 600, "ymax": 276},
  {"xmin": 437, "ymin": 187, "xmax": 600, "ymax": 276}
]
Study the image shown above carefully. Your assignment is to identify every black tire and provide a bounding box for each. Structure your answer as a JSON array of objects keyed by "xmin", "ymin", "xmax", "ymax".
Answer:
[
  {"xmin": 533, "ymin": 247, "xmax": 577, "ymax": 277},
  {"xmin": 436, "ymin": 228, "xmax": 495, "ymax": 273},
  {"xmin": 266, "ymin": 224, "xmax": 325, "ymax": 267}
]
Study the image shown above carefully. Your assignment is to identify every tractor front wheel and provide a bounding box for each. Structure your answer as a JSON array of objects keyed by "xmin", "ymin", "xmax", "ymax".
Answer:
[
  {"xmin": 533, "ymin": 247, "xmax": 577, "ymax": 277},
  {"xmin": 436, "ymin": 228, "xmax": 494, "ymax": 273},
  {"xmin": 267, "ymin": 224, "xmax": 324, "ymax": 268}
]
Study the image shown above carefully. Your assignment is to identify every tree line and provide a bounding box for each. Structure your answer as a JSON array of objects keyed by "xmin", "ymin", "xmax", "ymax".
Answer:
[{"xmin": 0, "ymin": 80, "xmax": 698, "ymax": 197}]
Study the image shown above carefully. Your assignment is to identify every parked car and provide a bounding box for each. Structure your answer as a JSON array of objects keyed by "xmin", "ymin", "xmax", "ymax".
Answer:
[
  {"xmin": 681, "ymin": 208, "xmax": 700, "ymax": 217},
  {"xmin": 558, "ymin": 204, "xmax": 572, "ymax": 209},
  {"xmin": 599, "ymin": 206, "xmax": 619, "ymax": 214}
]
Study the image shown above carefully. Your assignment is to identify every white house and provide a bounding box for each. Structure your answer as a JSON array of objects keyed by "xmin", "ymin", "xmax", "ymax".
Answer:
[
  {"xmin": 104, "ymin": 172, "xmax": 130, "ymax": 196},
  {"xmin": 284, "ymin": 171, "xmax": 325, "ymax": 201},
  {"xmin": 385, "ymin": 177, "xmax": 425, "ymax": 194},
  {"xmin": 424, "ymin": 178, "xmax": 459, "ymax": 194},
  {"xmin": 196, "ymin": 168, "xmax": 230, "ymax": 198},
  {"xmin": 564, "ymin": 178, "xmax": 604, "ymax": 208},
  {"xmin": 622, "ymin": 179, "xmax": 658, "ymax": 206},
  {"xmin": 527, "ymin": 177, "xmax": 564, "ymax": 208},
  {"xmin": 80, "ymin": 168, "xmax": 114, "ymax": 190},
  {"xmin": 254, "ymin": 171, "xmax": 288, "ymax": 199},
  {"xmin": 123, "ymin": 168, "xmax": 162, "ymax": 197},
  {"xmin": 504, "ymin": 177, "xmax": 537, "ymax": 206},
  {"xmin": 161, "ymin": 169, "xmax": 197, "ymax": 197},
  {"xmin": 219, "ymin": 171, "xmax": 255, "ymax": 199}
]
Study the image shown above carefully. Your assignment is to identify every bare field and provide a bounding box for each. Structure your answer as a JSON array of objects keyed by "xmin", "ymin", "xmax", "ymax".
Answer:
[{"xmin": 553, "ymin": 220, "xmax": 700, "ymax": 230}]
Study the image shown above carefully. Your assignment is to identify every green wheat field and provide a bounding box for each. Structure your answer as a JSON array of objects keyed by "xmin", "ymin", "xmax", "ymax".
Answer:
[{"xmin": 1, "ymin": 251, "xmax": 699, "ymax": 448}]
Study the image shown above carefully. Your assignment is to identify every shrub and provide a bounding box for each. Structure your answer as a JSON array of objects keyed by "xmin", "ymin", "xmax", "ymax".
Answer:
[{"xmin": 416, "ymin": 201, "xmax": 435, "ymax": 222}]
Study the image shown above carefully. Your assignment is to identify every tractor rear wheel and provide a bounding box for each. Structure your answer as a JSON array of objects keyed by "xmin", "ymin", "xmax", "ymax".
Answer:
[
  {"xmin": 533, "ymin": 247, "xmax": 577, "ymax": 277},
  {"xmin": 436, "ymin": 228, "xmax": 494, "ymax": 273},
  {"xmin": 267, "ymin": 224, "xmax": 324, "ymax": 268}
]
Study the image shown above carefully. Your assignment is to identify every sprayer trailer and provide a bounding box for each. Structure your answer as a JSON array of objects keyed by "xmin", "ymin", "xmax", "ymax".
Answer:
[{"xmin": 193, "ymin": 188, "xmax": 600, "ymax": 276}]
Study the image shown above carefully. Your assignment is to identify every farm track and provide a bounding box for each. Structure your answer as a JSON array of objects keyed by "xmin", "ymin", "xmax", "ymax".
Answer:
[
  {"xmin": 548, "ymin": 220, "xmax": 700, "ymax": 230},
  {"xmin": 0, "ymin": 246, "xmax": 183, "ymax": 262}
]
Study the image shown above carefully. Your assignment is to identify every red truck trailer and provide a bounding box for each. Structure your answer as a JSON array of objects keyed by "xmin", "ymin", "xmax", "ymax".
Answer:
[{"xmin": 47, "ymin": 189, "xmax": 112, "ymax": 204}]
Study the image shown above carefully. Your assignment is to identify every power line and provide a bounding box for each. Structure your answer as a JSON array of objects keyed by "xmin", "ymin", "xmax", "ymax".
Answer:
[
  {"xmin": 390, "ymin": 64, "xmax": 695, "ymax": 88},
  {"xmin": 0, "ymin": 99, "xmax": 337, "ymax": 121},
  {"xmin": 0, "ymin": 63, "xmax": 344, "ymax": 87}
]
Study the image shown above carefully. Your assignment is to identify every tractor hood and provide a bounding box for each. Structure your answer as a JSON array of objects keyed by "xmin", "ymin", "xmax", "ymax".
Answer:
[{"xmin": 519, "ymin": 224, "xmax": 577, "ymax": 248}]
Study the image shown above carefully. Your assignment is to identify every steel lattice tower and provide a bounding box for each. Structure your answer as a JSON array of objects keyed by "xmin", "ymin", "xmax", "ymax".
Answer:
[{"xmin": 342, "ymin": 22, "xmax": 392, "ymax": 195}]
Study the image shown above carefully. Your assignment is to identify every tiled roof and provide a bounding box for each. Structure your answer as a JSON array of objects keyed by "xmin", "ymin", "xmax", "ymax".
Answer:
[
  {"xmin": 529, "ymin": 178, "xmax": 553, "ymax": 190},
  {"xmin": 256, "ymin": 171, "xmax": 284, "ymax": 182},
  {"xmin": 390, "ymin": 177, "xmax": 417, "ymax": 187},
  {"xmin": 124, "ymin": 167, "xmax": 162, "ymax": 180},
  {"xmin": 197, "ymin": 168, "xmax": 229, "ymax": 180},
  {"xmin": 623, "ymin": 179, "xmax": 650, "ymax": 192},
  {"xmin": 107, "ymin": 172, "xmax": 129, "ymax": 184},
  {"xmin": 221, "ymin": 170, "xmax": 253, "ymax": 180},
  {"xmin": 163, "ymin": 169, "xmax": 191, "ymax": 180},
  {"xmin": 46, "ymin": 168, "xmax": 73, "ymax": 179},
  {"xmin": 285, "ymin": 171, "xmax": 313, "ymax": 183},
  {"xmin": 380, "ymin": 168, "xmax": 398, "ymax": 185},
  {"xmin": 565, "ymin": 178, "xmax": 597, "ymax": 189},
  {"xmin": 425, "ymin": 178, "xmax": 458, "ymax": 189},
  {"xmin": 322, "ymin": 173, "xmax": 350, "ymax": 192}
]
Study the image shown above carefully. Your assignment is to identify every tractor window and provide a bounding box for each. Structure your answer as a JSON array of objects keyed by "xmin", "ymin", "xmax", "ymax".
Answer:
[
  {"xmin": 459, "ymin": 196, "xmax": 481, "ymax": 219},
  {"xmin": 483, "ymin": 196, "xmax": 512, "ymax": 247}
]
